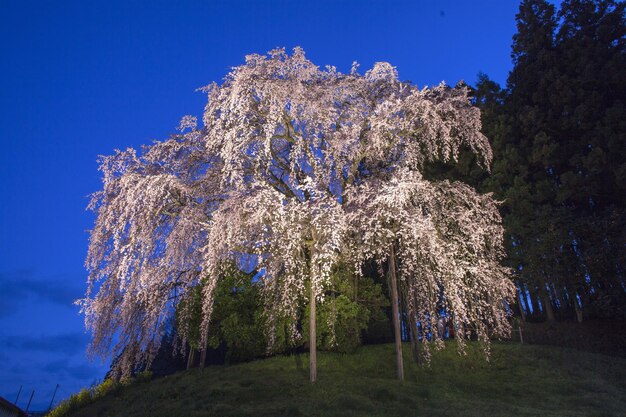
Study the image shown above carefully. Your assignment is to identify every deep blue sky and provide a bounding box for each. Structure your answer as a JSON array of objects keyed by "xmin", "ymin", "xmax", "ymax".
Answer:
[{"xmin": 0, "ymin": 0, "xmax": 552, "ymax": 411}]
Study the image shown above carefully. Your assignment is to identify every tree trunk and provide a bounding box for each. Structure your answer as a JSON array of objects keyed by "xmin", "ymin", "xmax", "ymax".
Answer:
[
  {"xmin": 550, "ymin": 283, "xmax": 563, "ymax": 315},
  {"xmin": 199, "ymin": 322, "xmax": 211, "ymax": 369},
  {"xmin": 574, "ymin": 292, "xmax": 584, "ymax": 323},
  {"xmin": 540, "ymin": 280, "xmax": 556, "ymax": 322},
  {"xmin": 564, "ymin": 286, "xmax": 584, "ymax": 323},
  {"xmin": 199, "ymin": 345, "xmax": 207, "ymax": 369},
  {"xmin": 388, "ymin": 244, "xmax": 404, "ymax": 381},
  {"xmin": 562, "ymin": 286, "xmax": 573, "ymax": 311},
  {"xmin": 309, "ymin": 278, "xmax": 317, "ymax": 383},
  {"xmin": 530, "ymin": 286, "xmax": 542, "ymax": 318},
  {"xmin": 186, "ymin": 347, "xmax": 195, "ymax": 370},
  {"xmin": 408, "ymin": 307, "xmax": 421, "ymax": 365},
  {"xmin": 516, "ymin": 282, "xmax": 527, "ymax": 322}
]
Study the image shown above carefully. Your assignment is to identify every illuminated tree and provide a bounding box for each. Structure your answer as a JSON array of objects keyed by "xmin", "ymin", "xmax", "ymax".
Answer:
[
  {"xmin": 80, "ymin": 48, "xmax": 514, "ymax": 381},
  {"xmin": 346, "ymin": 169, "xmax": 514, "ymax": 378}
]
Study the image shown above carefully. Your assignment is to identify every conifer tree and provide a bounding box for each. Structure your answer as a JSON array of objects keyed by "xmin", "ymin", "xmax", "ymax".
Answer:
[{"xmin": 476, "ymin": 0, "xmax": 626, "ymax": 321}]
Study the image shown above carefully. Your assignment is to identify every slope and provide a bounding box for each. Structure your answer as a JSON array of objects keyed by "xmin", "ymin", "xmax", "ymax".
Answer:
[{"xmin": 55, "ymin": 342, "xmax": 626, "ymax": 417}]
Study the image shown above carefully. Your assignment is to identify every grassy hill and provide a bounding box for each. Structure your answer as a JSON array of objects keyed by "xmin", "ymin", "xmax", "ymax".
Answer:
[{"xmin": 55, "ymin": 342, "xmax": 626, "ymax": 417}]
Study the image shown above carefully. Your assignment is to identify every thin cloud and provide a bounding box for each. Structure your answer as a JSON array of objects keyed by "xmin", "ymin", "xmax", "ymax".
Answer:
[
  {"xmin": 0, "ymin": 333, "xmax": 89, "ymax": 355},
  {"xmin": 0, "ymin": 271, "xmax": 84, "ymax": 317},
  {"xmin": 1, "ymin": 358, "xmax": 106, "ymax": 411},
  {"xmin": 42, "ymin": 359, "xmax": 100, "ymax": 381}
]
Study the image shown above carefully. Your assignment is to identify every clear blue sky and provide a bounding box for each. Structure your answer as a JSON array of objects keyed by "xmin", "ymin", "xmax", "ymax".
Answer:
[{"xmin": 0, "ymin": 0, "xmax": 541, "ymax": 411}]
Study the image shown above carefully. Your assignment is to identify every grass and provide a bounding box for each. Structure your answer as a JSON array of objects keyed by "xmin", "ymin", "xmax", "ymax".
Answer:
[{"xmin": 57, "ymin": 342, "xmax": 626, "ymax": 417}]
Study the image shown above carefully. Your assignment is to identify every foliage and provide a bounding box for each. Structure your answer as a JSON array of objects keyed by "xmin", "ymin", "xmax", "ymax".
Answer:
[
  {"xmin": 303, "ymin": 264, "xmax": 388, "ymax": 353},
  {"xmin": 205, "ymin": 266, "xmax": 266, "ymax": 363},
  {"xmin": 175, "ymin": 265, "xmax": 267, "ymax": 363},
  {"xmin": 177, "ymin": 262, "xmax": 387, "ymax": 359},
  {"xmin": 136, "ymin": 370, "xmax": 153, "ymax": 383},
  {"xmin": 47, "ymin": 379, "xmax": 120, "ymax": 417},
  {"xmin": 48, "ymin": 371, "xmax": 157, "ymax": 417},
  {"xmin": 91, "ymin": 378, "xmax": 120, "ymax": 398}
]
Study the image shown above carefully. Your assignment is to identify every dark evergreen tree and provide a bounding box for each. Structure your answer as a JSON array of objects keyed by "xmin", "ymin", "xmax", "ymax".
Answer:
[
  {"xmin": 478, "ymin": 0, "xmax": 562, "ymax": 321},
  {"xmin": 476, "ymin": 0, "xmax": 626, "ymax": 322},
  {"xmin": 552, "ymin": 0, "xmax": 626, "ymax": 319}
]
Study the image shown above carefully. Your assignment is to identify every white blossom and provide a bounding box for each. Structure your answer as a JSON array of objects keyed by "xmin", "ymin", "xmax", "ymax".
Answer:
[{"xmin": 80, "ymin": 48, "xmax": 513, "ymax": 376}]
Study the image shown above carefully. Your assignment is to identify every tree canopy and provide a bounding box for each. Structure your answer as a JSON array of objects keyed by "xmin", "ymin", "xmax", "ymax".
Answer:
[{"xmin": 80, "ymin": 48, "xmax": 514, "ymax": 379}]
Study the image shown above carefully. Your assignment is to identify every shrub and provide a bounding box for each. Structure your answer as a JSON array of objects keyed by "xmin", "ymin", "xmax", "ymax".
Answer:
[
  {"xmin": 48, "ymin": 379, "xmax": 124, "ymax": 417},
  {"xmin": 136, "ymin": 370, "xmax": 153, "ymax": 383},
  {"xmin": 92, "ymin": 378, "xmax": 120, "ymax": 399},
  {"xmin": 47, "ymin": 388, "xmax": 92, "ymax": 417}
]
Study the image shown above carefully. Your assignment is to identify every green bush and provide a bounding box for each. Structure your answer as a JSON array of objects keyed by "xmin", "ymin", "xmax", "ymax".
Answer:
[
  {"xmin": 75, "ymin": 388, "xmax": 92, "ymax": 405},
  {"xmin": 304, "ymin": 265, "xmax": 388, "ymax": 353},
  {"xmin": 47, "ymin": 399, "xmax": 72, "ymax": 417},
  {"xmin": 92, "ymin": 378, "xmax": 119, "ymax": 399},
  {"xmin": 47, "ymin": 379, "xmax": 126, "ymax": 417},
  {"xmin": 176, "ymin": 262, "xmax": 388, "ymax": 361},
  {"xmin": 136, "ymin": 370, "xmax": 153, "ymax": 383},
  {"xmin": 47, "ymin": 388, "xmax": 92, "ymax": 417}
]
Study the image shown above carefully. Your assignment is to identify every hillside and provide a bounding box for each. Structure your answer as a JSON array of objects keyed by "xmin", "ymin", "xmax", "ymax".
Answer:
[{"xmin": 57, "ymin": 342, "xmax": 626, "ymax": 417}]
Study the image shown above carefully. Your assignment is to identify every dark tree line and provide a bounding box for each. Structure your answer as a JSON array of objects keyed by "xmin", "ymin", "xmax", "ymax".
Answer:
[{"xmin": 471, "ymin": 0, "xmax": 626, "ymax": 322}]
